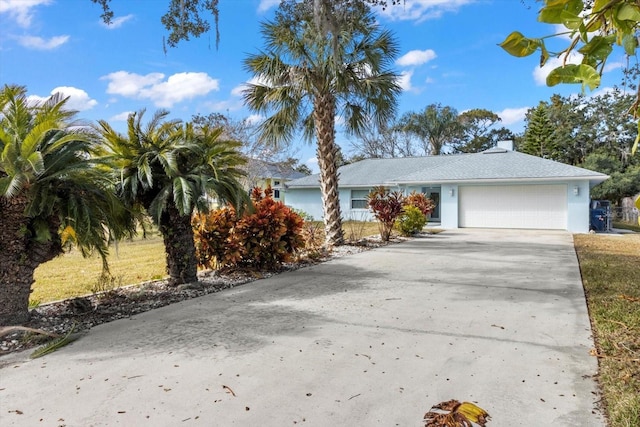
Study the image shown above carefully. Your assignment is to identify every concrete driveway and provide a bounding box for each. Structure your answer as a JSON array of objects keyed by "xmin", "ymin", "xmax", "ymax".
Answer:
[{"xmin": 0, "ymin": 229, "xmax": 603, "ymax": 426}]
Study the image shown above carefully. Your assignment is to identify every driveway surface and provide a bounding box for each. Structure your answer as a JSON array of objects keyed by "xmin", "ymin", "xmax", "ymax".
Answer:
[{"xmin": 0, "ymin": 229, "xmax": 603, "ymax": 426}]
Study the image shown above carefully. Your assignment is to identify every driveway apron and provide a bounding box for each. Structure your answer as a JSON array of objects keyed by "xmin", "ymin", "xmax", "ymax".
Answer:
[{"xmin": 0, "ymin": 229, "xmax": 604, "ymax": 426}]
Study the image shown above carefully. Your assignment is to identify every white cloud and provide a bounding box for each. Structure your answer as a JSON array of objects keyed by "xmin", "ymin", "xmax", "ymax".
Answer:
[
  {"xmin": 396, "ymin": 49, "xmax": 437, "ymax": 67},
  {"xmin": 305, "ymin": 157, "xmax": 319, "ymax": 174},
  {"xmin": 603, "ymin": 61, "xmax": 623, "ymax": 73},
  {"xmin": 231, "ymin": 84, "xmax": 245, "ymax": 97},
  {"xmin": 497, "ymin": 107, "xmax": 529, "ymax": 125},
  {"xmin": 257, "ymin": 0, "xmax": 279, "ymax": 13},
  {"xmin": 425, "ymin": 77, "xmax": 435, "ymax": 84},
  {"xmin": 533, "ymin": 51, "xmax": 583, "ymax": 86},
  {"xmin": 101, "ymin": 14, "xmax": 134, "ymax": 29},
  {"xmin": 379, "ymin": 0, "xmax": 475, "ymax": 22},
  {"xmin": 102, "ymin": 71, "xmax": 219, "ymax": 108},
  {"xmin": 245, "ymin": 114, "xmax": 263, "ymax": 126},
  {"xmin": 110, "ymin": 111, "xmax": 133, "ymax": 121},
  {"xmin": 0, "ymin": 0, "xmax": 51, "ymax": 27},
  {"xmin": 17, "ymin": 35, "xmax": 69, "ymax": 50},
  {"xmin": 397, "ymin": 70, "xmax": 413, "ymax": 91},
  {"xmin": 27, "ymin": 86, "xmax": 97, "ymax": 111}
]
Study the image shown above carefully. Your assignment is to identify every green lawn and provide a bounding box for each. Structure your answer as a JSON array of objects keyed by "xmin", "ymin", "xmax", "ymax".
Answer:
[
  {"xmin": 31, "ymin": 233, "xmax": 167, "ymax": 304},
  {"xmin": 574, "ymin": 233, "xmax": 640, "ymax": 427}
]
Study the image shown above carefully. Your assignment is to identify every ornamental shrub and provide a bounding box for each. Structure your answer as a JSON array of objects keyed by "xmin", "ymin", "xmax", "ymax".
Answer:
[
  {"xmin": 193, "ymin": 187, "xmax": 305, "ymax": 270},
  {"xmin": 404, "ymin": 191, "xmax": 435, "ymax": 216},
  {"xmin": 367, "ymin": 186, "xmax": 404, "ymax": 241},
  {"xmin": 193, "ymin": 207, "xmax": 239, "ymax": 269},
  {"xmin": 396, "ymin": 205, "xmax": 427, "ymax": 236}
]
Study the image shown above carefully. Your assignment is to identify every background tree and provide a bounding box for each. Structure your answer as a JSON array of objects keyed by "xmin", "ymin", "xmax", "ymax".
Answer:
[
  {"xmin": 520, "ymin": 102, "xmax": 559, "ymax": 159},
  {"xmin": 499, "ymin": 0, "xmax": 640, "ymax": 154},
  {"xmin": 349, "ymin": 118, "xmax": 416, "ymax": 158},
  {"xmin": 96, "ymin": 110, "xmax": 247, "ymax": 286},
  {"xmin": 452, "ymin": 108, "xmax": 515, "ymax": 153},
  {"xmin": 243, "ymin": 0, "xmax": 401, "ymax": 246},
  {"xmin": 0, "ymin": 85, "xmax": 133, "ymax": 324},
  {"xmin": 397, "ymin": 104, "xmax": 462, "ymax": 156}
]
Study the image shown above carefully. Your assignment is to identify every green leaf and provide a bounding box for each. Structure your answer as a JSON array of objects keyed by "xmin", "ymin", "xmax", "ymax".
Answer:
[
  {"xmin": 578, "ymin": 35, "xmax": 614, "ymax": 61},
  {"xmin": 539, "ymin": 0, "xmax": 583, "ymax": 24},
  {"xmin": 617, "ymin": 3, "xmax": 640, "ymax": 21},
  {"xmin": 546, "ymin": 64, "xmax": 601, "ymax": 91},
  {"xmin": 499, "ymin": 31, "xmax": 540, "ymax": 57},
  {"xmin": 592, "ymin": 0, "xmax": 609, "ymax": 13},
  {"xmin": 560, "ymin": 10, "xmax": 583, "ymax": 29},
  {"xmin": 622, "ymin": 33, "xmax": 638, "ymax": 55}
]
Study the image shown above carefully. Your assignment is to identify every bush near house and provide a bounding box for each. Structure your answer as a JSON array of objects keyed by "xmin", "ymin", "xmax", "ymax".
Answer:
[
  {"xmin": 369, "ymin": 188, "xmax": 435, "ymax": 239},
  {"xmin": 397, "ymin": 205, "xmax": 428, "ymax": 236},
  {"xmin": 368, "ymin": 186, "xmax": 405, "ymax": 241},
  {"xmin": 193, "ymin": 187, "xmax": 305, "ymax": 270}
]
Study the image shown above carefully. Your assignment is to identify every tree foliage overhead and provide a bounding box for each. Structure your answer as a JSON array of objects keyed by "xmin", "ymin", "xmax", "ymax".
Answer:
[
  {"xmin": 499, "ymin": 0, "xmax": 640, "ymax": 154},
  {"xmin": 90, "ymin": 0, "xmax": 403, "ymax": 49}
]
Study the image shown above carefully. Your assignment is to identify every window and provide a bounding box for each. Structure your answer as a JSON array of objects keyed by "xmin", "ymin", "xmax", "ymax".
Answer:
[
  {"xmin": 351, "ymin": 189, "xmax": 369, "ymax": 209},
  {"xmin": 273, "ymin": 180, "xmax": 281, "ymax": 187},
  {"xmin": 273, "ymin": 189, "xmax": 281, "ymax": 199}
]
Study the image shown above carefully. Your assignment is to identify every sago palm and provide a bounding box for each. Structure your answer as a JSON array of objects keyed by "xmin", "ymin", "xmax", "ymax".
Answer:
[
  {"xmin": 243, "ymin": 0, "xmax": 401, "ymax": 246},
  {"xmin": 95, "ymin": 110, "xmax": 247, "ymax": 286},
  {"xmin": 0, "ymin": 84, "xmax": 133, "ymax": 325}
]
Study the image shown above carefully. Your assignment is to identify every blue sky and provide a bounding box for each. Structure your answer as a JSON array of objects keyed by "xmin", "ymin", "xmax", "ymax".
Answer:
[{"xmin": 0, "ymin": 0, "xmax": 628, "ymax": 171}]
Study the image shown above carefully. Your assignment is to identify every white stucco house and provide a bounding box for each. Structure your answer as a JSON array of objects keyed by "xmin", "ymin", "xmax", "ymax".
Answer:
[{"xmin": 284, "ymin": 143, "xmax": 609, "ymax": 233}]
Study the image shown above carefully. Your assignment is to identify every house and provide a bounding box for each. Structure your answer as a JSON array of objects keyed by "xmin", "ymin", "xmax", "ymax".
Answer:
[
  {"xmin": 284, "ymin": 142, "xmax": 609, "ymax": 233},
  {"xmin": 244, "ymin": 159, "xmax": 308, "ymax": 203}
]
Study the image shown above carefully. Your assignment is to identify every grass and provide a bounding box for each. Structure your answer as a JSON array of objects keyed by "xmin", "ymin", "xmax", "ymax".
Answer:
[
  {"xmin": 32, "ymin": 233, "xmax": 167, "ymax": 303},
  {"xmin": 31, "ymin": 220, "xmax": 431, "ymax": 304},
  {"xmin": 574, "ymin": 233, "xmax": 640, "ymax": 427},
  {"xmin": 613, "ymin": 221, "xmax": 640, "ymax": 233}
]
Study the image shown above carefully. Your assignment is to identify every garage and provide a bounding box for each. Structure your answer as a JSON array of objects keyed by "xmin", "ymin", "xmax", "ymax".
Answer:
[{"xmin": 458, "ymin": 184, "xmax": 568, "ymax": 229}]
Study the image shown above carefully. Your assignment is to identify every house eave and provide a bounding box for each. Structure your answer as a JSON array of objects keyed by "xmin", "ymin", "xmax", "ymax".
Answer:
[{"xmin": 389, "ymin": 176, "xmax": 609, "ymax": 186}]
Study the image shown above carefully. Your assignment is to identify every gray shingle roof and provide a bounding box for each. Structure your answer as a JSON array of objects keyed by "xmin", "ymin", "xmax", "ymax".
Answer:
[{"xmin": 287, "ymin": 149, "xmax": 608, "ymax": 188}]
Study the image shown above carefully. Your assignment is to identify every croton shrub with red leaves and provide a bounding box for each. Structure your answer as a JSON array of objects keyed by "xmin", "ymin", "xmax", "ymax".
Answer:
[{"xmin": 193, "ymin": 187, "xmax": 305, "ymax": 270}]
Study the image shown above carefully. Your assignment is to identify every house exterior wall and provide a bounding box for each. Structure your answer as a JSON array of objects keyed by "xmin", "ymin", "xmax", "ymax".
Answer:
[
  {"xmin": 285, "ymin": 188, "xmax": 324, "ymax": 220},
  {"xmin": 567, "ymin": 180, "xmax": 590, "ymax": 233},
  {"xmin": 287, "ymin": 180, "xmax": 593, "ymax": 233}
]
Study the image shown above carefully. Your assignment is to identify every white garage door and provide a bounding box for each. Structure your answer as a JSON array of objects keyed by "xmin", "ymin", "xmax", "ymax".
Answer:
[{"xmin": 459, "ymin": 184, "xmax": 567, "ymax": 229}]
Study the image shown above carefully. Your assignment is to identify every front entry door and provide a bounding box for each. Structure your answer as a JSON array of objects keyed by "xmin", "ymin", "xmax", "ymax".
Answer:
[{"xmin": 422, "ymin": 187, "xmax": 441, "ymax": 222}]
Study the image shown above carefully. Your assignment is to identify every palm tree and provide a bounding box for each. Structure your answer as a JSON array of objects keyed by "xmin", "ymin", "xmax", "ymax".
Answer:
[
  {"xmin": 243, "ymin": 0, "xmax": 401, "ymax": 246},
  {"xmin": 398, "ymin": 104, "xmax": 463, "ymax": 156},
  {"xmin": 0, "ymin": 85, "xmax": 133, "ymax": 325},
  {"xmin": 95, "ymin": 110, "xmax": 247, "ymax": 286}
]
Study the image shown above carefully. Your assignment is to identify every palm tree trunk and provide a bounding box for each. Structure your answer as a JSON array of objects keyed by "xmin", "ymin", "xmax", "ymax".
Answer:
[
  {"xmin": 314, "ymin": 92, "xmax": 344, "ymax": 246},
  {"xmin": 0, "ymin": 196, "xmax": 62, "ymax": 325},
  {"xmin": 159, "ymin": 201, "xmax": 198, "ymax": 286}
]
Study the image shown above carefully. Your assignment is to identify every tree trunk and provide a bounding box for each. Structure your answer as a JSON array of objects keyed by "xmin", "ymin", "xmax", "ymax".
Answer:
[
  {"xmin": 314, "ymin": 92, "xmax": 344, "ymax": 246},
  {"xmin": 159, "ymin": 201, "xmax": 198, "ymax": 286},
  {"xmin": 0, "ymin": 195, "xmax": 62, "ymax": 325}
]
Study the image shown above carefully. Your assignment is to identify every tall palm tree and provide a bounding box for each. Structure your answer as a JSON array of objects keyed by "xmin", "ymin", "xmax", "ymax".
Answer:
[
  {"xmin": 0, "ymin": 85, "xmax": 133, "ymax": 325},
  {"xmin": 243, "ymin": 0, "xmax": 401, "ymax": 246},
  {"xmin": 398, "ymin": 104, "xmax": 463, "ymax": 156},
  {"xmin": 95, "ymin": 110, "xmax": 247, "ymax": 286}
]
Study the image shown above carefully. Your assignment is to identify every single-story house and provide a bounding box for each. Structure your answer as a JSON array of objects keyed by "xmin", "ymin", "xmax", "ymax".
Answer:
[{"xmin": 284, "ymin": 142, "xmax": 609, "ymax": 233}]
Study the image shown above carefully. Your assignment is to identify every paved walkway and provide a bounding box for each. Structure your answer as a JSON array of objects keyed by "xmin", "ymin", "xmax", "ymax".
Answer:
[{"xmin": 0, "ymin": 229, "xmax": 603, "ymax": 426}]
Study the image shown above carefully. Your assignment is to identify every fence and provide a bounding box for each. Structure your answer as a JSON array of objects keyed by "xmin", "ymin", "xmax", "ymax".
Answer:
[{"xmin": 612, "ymin": 206, "xmax": 639, "ymax": 224}]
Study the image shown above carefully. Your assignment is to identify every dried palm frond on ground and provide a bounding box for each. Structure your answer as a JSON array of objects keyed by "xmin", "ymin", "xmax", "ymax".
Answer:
[{"xmin": 424, "ymin": 399, "xmax": 490, "ymax": 427}]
